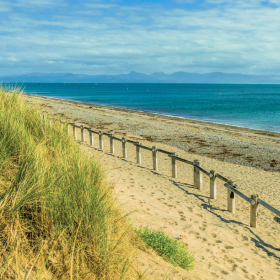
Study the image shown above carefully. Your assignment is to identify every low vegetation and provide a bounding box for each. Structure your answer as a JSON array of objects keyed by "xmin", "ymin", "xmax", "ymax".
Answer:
[
  {"xmin": 0, "ymin": 88, "xmax": 133, "ymax": 279},
  {"xmin": 135, "ymin": 227, "xmax": 194, "ymax": 271},
  {"xmin": 0, "ymin": 87, "xmax": 194, "ymax": 279}
]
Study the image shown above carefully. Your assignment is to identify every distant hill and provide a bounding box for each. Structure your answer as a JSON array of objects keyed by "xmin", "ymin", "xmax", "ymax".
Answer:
[{"xmin": 2, "ymin": 71, "xmax": 280, "ymax": 84}]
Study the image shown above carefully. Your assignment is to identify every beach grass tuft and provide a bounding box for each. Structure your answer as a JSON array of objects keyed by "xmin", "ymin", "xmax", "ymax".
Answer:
[
  {"xmin": 135, "ymin": 226, "xmax": 194, "ymax": 271},
  {"xmin": 0, "ymin": 87, "xmax": 134, "ymax": 279}
]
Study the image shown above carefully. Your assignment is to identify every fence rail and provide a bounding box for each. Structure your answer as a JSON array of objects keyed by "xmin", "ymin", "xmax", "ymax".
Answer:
[
  {"xmin": 157, "ymin": 148, "xmax": 171, "ymax": 155},
  {"xmin": 50, "ymin": 117, "xmax": 280, "ymax": 229},
  {"xmin": 224, "ymin": 183, "xmax": 256, "ymax": 206},
  {"xmin": 259, "ymin": 199, "xmax": 280, "ymax": 217}
]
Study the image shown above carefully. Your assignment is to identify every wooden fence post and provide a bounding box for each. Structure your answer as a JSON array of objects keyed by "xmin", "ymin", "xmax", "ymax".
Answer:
[
  {"xmin": 110, "ymin": 135, "xmax": 114, "ymax": 153},
  {"xmin": 194, "ymin": 159, "xmax": 202, "ymax": 190},
  {"xmin": 135, "ymin": 142, "xmax": 141, "ymax": 164},
  {"xmin": 99, "ymin": 131, "xmax": 103, "ymax": 150},
  {"xmin": 122, "ymin": 138, "xmax": 127, "ymax": 159},
  {"xmin": 89, "ymin": 130, "xmax": 94, "ymax": 146},
  {"xmin": 171, "ymin": 153, "xmax": 177, "ymax": 178},
  {"xmin": 152, "ymin": 146, "xmax": 158, "ymax": 171},
  {"xmin": 227, "ymin": 180, "xmax": 236, "ymax": 213},
  {"xmin": 73, "ymin": 125, "xmax": 77, "ymax": 139},
  {"xmin": 81, "ymin": 125, "xmax": 85, "ymax": 142},
  {"xmin": 67, "ymin": 122, "xmax": 70, "ymax": 134},
  {"xmin": 250, "ymin": 194, "xmax": 259, "ymax": 228},
  {"xmin": 210, "ymin": 170, "xmax": 217, "ymax": 199}
]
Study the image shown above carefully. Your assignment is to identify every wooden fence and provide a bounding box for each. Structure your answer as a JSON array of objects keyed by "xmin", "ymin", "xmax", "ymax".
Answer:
[{"xmin": 52, "ymin": 117, "xmax": 280, "ymax": 228}]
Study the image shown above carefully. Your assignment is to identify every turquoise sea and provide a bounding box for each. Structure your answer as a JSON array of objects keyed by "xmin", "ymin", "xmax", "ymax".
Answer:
[{"xmin": 9, "ymin": 83, "xmax": 280, "ymax": 133}]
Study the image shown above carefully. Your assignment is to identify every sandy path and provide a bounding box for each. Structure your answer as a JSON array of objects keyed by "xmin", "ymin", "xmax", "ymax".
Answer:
[
  {"xmin": 24, "ymin": 94, "xmax": 280, "ymax": 279},
  {"xmin": 77, "ymin": 129, "xmax": 280, "ymax": 280}
]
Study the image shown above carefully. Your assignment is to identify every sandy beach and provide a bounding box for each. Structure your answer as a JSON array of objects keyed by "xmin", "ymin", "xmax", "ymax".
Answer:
[{"xmin": 25, "ymin": 94, "xmax": 280, "ymax": 280}]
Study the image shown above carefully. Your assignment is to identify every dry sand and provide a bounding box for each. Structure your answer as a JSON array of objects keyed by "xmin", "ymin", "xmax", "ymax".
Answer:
[{"xmin": 25, "ymin": 94, "xmax": 280, "ymax": 280}]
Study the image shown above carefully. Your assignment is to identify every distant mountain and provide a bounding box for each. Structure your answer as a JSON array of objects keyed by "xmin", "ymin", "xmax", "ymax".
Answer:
[{"xmin": 2, "ymin": 71, "xmax": 280, "ymax": 84}]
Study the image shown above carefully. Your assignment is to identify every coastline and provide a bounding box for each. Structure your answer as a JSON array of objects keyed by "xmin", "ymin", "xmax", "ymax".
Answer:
[
  {"xmin": 23, "ymin": 93, "xmax": 280, "ymax": 136},
  {"xmin": 23, "ymin": 93, "xmax": 280, "ymax": 172},
  {"xmin": 19, "ymin": 92, "xmax": 280, "ymax": 279}
]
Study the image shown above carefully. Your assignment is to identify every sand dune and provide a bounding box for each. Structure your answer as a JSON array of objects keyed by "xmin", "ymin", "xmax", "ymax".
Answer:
[{"xmin": 26, "ymin": 94, "xmax": 280, "ymax": 279}]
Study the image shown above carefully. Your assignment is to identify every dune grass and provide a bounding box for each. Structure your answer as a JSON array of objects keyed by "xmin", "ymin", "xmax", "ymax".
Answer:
[
  {"xmin": 135, "ymin": 227, "xmax": 194, "ymax": 271},
  {"xmin": 0, "ymin": 88, "xmax": 135, "ymax": 279}
]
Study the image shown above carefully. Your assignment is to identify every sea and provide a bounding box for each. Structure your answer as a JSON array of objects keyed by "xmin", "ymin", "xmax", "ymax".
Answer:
[{"xmin": 6, "ymin": 83, "xmax": 280, "ymax": 133}]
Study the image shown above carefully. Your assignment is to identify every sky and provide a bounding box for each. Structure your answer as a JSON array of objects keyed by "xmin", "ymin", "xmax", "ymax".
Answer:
[{"xmin": 1, "ymin": 0, "xmax": 280, "ymax": 76}]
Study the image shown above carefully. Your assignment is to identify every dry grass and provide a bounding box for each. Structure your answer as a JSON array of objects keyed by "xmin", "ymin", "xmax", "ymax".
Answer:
[{"xmin": 0, "ymin": 88, "xmax": 140, "ymax": 279}]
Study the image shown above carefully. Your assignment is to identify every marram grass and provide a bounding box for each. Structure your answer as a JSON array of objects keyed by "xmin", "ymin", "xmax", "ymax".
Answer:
[
  {"xmin": 0, "ymin": 88, "xmax": 195, "ymax": 279},
  {"xmin": 0, "ymin": 88, "xmax": 136, "ymax": 279}
]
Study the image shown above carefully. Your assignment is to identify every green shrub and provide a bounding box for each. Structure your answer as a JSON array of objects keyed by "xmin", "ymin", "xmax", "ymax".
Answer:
[{"xmin": 135, "ymin": 226, "xmax": 194, "ymax": 270}]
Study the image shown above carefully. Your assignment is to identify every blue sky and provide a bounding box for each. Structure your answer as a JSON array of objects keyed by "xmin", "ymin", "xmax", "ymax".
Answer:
[{"xmin": 1, "ymin": 0, "xmax": 280, "ymax": 76}]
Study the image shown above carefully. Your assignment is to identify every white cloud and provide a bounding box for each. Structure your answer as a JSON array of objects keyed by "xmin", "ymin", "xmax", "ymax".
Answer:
[{"xmin": 1, "ymin": 0, "xmax": 280, "ymax": 75}]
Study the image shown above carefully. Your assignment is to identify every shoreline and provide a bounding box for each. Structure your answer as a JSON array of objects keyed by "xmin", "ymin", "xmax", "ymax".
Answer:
[
  {"xmin": 12, "ymin": 90, "xmax": 280, "ymax": 279},
  {"xmin": 22, "ymin": 92, "xmax": 280, "ymax": 172},
  {"xmin": 23, "ymin": 93, "xmax": 280, "ymax": 137}
]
